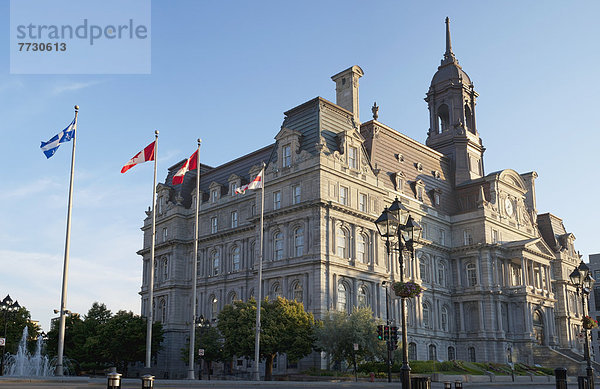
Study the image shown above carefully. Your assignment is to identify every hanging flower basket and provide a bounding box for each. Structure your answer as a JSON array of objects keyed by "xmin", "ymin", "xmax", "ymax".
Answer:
[
  {"xmin": 583, "ymin": 316, "xmax": 598, "ymax": 330},
  {"xmin": 392, "ymin": 281, "xmax": 423, "ymax": 298}
]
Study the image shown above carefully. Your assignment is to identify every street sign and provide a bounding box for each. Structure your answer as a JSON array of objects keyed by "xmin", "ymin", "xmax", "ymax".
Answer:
[
  {"xmin": 198, "ymin": 348, "xmax": 205, "ymax": 356},
  {"xmin": 353, "ymin": 343, "xmax": 359, "ymax": 351},
  {"xmin": 0, "ymin": 338, "xmax": 5, "ymax": 346}
]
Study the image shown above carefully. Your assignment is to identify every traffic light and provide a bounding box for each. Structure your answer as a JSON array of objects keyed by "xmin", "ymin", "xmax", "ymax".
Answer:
[
  {"xmin": 377, "ymin": 325, "xmax": 383, "ymax": 340},
  {"xmin": 384, "ymin": 325, "xmax": 390, "ymax": 341},
  {"xmin": 390, "ymin": 326, "xmax": 398, "ymax": 342}
]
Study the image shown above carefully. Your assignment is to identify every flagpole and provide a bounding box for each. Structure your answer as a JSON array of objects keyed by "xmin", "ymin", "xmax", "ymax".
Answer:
[
  {"xmin": 253, "ymin": 162, "xmax": 266, "ymax": 381},
  {"xmin": 56, "ymin": 105, "xmax": 79, "ymax": 376},
  {"xmin": 145, "ymin": 130, "xmax": 159, "ymax": 368},
  {"xmin": 188, "ymin": 139, "xmax": 201, "ymax": 380}
]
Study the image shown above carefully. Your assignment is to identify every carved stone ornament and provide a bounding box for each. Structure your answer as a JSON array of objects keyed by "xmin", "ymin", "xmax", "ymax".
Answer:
[{"xmin": 175, "ymin": 193, "xmax": 184, "ymax": 206}]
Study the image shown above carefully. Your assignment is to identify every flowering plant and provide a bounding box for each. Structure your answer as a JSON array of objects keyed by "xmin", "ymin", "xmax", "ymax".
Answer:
[
  {"xmin": 392, "ymin": 281, "xmax": 423, "ymax": 298},
  {"xmin": 583, "ymin": 316, "xmax": 598, "ymax": 330}
]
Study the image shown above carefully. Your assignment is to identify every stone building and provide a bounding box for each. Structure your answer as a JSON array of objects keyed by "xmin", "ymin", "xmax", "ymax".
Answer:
[{"xmin": 137, "ymin": 19, "xmax": 586, "ymax": 378}]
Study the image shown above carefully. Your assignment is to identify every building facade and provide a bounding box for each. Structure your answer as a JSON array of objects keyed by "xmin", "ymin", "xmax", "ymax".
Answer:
[{"xmin": 138, "ymin": 19, "xmax": 586, "ymax": 378}]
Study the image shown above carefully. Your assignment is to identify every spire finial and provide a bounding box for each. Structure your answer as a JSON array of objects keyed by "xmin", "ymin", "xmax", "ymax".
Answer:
[
  {"xmin": 445, "ymin": 17, "xmax": 452, "ymax": 56},
  {"xmin": 442, "ymin": 17, "xmax": 457, "ymax": 65}
]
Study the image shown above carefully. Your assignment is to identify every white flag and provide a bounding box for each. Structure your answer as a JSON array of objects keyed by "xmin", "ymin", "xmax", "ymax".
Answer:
[{"xmin": 235, "ymin": 170, "xmax": 263, "ymax": 194}]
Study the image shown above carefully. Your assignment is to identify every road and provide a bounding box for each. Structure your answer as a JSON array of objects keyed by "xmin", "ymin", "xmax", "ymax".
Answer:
[{"xmin": 0, "ymin": 377, "xmax": 595, "ymax": 388}]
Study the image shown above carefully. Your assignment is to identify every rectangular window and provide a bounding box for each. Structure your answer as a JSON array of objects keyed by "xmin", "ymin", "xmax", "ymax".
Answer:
[
  {"xmin": 594, "ymin": 287, "xmax": 600, "ymax": 311},
  {"xmin": 292, "ymin": 185, "xmax": 301, "ymax": 205},
  {"xmin": 273, "ymin": 191, "xmax": 281, "ymax": 210},
  {"xmin": 191, "ymin": 194, "xmax": 197, "ymax": 208},
  {"xmin": 492, "ymin": 229, "xmax": 499, "ymax": 243},
  {"xmin": 421, "ymin": 223, "xmax": 428, "ymax": 240},
  {"xmin": 339, "ymin": 186, "xmax": 348, "ymax": 205},
  {"xmin": 211, "ymin": 217, "xmax": 218, "ymax": 234},
  {"xmin": 162, "ymin": 227, "xmax": 168, "ymax": 242},
  {"xmin": 417, "ymin": 187, "xmax": 423, "ymax": 201},
  {"xmin": 231, "ymin": 211, "xmax": 238, "ymax": 228},
  {"xmin": 464, "ymin": 229, "xmax": 473, "ymax": 245},
  {"xmin": 158, "ymin": 196, "xmax": 164, "ymax": 214},
  {"xmin": 283, "ymin": 144, "xmax": 291, "ymax": 167},
  {"xmin": 211, "ymin": 189, "xmax": 218, "ymax": 203},
  {"xmin": 434, "ymin": 192, "xmax": 441, "ymax": 206},
  {"xmin": 359, "ymin": 193, "xmax": 367, "ymax": 212},
  {"xmin": 348, "ymin": 146, "xmax": 357, "ymax": 169},
  {"xmin": 230, "ymin": 182, "xmax": 238, "ymax": 196},
  {"xmin": 440, "ymin": 229, "xmax": 446, "ymax": 246}
]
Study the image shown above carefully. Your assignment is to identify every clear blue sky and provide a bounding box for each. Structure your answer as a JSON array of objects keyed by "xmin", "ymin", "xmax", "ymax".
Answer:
[{"xmin": 1, "ymin": 0, "xmax": 598, "ymax": 331}]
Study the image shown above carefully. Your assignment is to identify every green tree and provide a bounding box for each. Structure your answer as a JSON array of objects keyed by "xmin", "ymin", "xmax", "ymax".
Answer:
[
  {"xmin": 218, "ymin": 297, "xmax": 317, "ymax": 381},
  {"xmin": 0, "ymin": 303, "xmax": 40, "ymax": 355},
  {"xmin": 98, "ymin": 310, "xmax": 163, "ymax": 376},
  {"xmin": 80, "ymin": 302, "xmax": 112, "ymax": 373},
  {"xmin": 181, "ymin": 324, "xmax": 225, "ymax": 379},
  {"xmin": 46, "ymin": 313, "xmax": 86, "ymax": 374},
  {"xmin": 315, "ymin": 307, "xmax": 384, "ymax": 369}
]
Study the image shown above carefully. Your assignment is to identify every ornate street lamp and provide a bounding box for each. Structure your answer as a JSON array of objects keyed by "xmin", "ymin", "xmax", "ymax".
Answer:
[
  {"xmin": 375, "ymin": 198, "xmax": 422, "ymax": 389},
  {"xmin": 569, "ymin": 258, "xmax": 595, "ymax": 387},
  {"xmin": 0, "ymin": 295, "xmax": 20, "ymax": 376}
]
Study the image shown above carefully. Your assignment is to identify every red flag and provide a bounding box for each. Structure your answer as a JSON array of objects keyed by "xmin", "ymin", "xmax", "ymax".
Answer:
[
  {"xmin": 121, "ymin": 141, "xmax": 156, "ymax": 173},
  {"xmin": 234, "ymin": 170, "xmax": 263, "ymax": 194},
  {"xmin": 172, "ymin": 150, "xmax": 198, "ymax": 185}
]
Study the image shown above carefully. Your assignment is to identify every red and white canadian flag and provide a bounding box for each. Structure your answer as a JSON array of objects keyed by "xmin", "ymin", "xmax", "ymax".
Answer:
[
  {"xmin": 235, "ymin": 170, "xmax": 263, "ymax": 194},
  {"xmin": 121, "ymin": 141, "xmax": 156, "ymax": 173},
  {"xmin": 172, "ymin": 150, "xmax": 198, "ymax": 185}
]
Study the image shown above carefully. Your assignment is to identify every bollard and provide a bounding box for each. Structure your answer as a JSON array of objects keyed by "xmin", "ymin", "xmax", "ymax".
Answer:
[
  {"xmin": 577, "ymin": 376, "xmax": 589, "ymax": 389},
  {"xmin": 455, "ymin": 381, "xmax": 463, "ymax": 389},
  {"xmin": 107, "ymin": 372, "xmax": 122, "ymax": 389},
  {"xmin": 141, "ymin": 374, "xmax": 155, "ymax": 389},
  {"xmin": 369, "ymin": 372, "xmax": 375, "ymax": 382},
  {"xmin": 444, "ymin": 382, "xmax": 452, "ymax": 389},
  {"xmin": 555, "ymin": 368, "xmax": 567, "ymax": 389}
]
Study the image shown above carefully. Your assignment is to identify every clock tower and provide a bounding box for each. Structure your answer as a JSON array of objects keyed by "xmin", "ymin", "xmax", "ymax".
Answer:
[{"xmin": 425, "ymin": 18, "xmax": 485, "ymax": 187}]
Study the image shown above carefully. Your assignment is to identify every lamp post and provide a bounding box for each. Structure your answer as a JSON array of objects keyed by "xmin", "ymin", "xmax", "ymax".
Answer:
[
  {"xmin": 381, "ymin": 281, "xmax": 392, "ymax": 383},
  {"xmin": 569, "ymin": 258, "xmax": 595, "ymax": 388},
  {"xmin": 0, "ymin": 295, "xmax": 20, "ymax": 376},
  {"xmin": 195, "ymin": 315, "xmax": 210, "ymax": 380},
  {"xmin": 375, "ymin": 197, "xmax": 421, "ymax": 389}
]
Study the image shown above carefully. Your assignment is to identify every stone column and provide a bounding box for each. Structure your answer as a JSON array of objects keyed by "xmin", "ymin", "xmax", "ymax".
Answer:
[{"xmin": 459, "ymin": 302, "xmax": 466, "ymax": 332}]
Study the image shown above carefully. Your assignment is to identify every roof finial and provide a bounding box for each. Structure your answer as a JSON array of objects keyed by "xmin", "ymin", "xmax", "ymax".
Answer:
[
  {"xmin": 442, "ymin": 17, "xmax": 457, "ymax": 65},
  {"xmin": 445, "ymin": 17, "xmax": 452, "ymax": 56}
]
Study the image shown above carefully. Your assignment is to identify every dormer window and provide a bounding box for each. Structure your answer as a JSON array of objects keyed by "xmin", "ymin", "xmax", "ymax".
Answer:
[
  {"xmin": 227, "ymin": 174, "xmax": 242, "ymax": 196},
  {"xmin": 395, "ymin": 172, "xmax": 405, "ymax": 192},
  {"xmin": 414, "ymin": 180, "xmax": 425, "ymax": 201},
  {"xmin": 283, "ymin": 144, "xmax": 292, "ymax": 168},
  {"xmin": 211, "ymin": 189, "xmax": 218, "ymax": 203},
  {"xmin": 230, "ymin": 182, "xmax": 238, "ymax": 196},
  {"xmin": 430, "ymin": 188, "xmax": 442, "ymax": 207},
  {"xmin": 348, "ymin": 146, "xmax": 357, "ymax": 169}
]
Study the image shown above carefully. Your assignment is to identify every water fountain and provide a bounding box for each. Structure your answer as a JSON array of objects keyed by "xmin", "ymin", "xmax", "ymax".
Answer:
[{"xmin": 3, "ymin": 326, "xmax": 54, "ymax": 376}]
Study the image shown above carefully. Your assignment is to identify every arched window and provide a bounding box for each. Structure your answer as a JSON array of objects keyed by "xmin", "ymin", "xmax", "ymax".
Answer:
[
  {"xmin": 293, "ymin": 282, "xmax": 303, "ymax": 303},
  {"xmin": 294, "ymin": 227, "xmax": 304, "ymax": 257},
  {"xmin": 211, "ymin": 251, "xmax": 220, "ymax": 276},
  {"xmin": 468, "ymin": 347, "xmax": 476, "ymax": 362},
  {"xmin": 358, "ymin": 286, "xmax": 368, "ymax": 308},
  {"xmin": 271, "ymin": 283, "xmax": 282, "ymax": 299},
  {"xmin": 441, "ymin": 306, "xmax": 449, "ymax": 331},
  {"xmin": 228, "ymin": 292, "xmax": 237, "ymax": 304},
  {"xmin": 466, "ymin": 263, "xmax": 477, "ymax": 286},
  {"xmin": 437, "ymin": 260, "xmax": 446, "ymax": 286},
  {"xmin": 337, "ymin": 283, "xmax": 348, "ymax": 312},
  {"xmin": 162, "ymin": 258, "xmax": 169, "ymax": 280},
  {"xmin": 273, "ymin": 232, "xmax": 284, "ymax": 260},
  {"xmin": 448, "ymin": 346, "xmax": 456, "ymax": 361},
  {"xmin": 437, "ymin": 104, "xmax": 450, "ymax": 133},
  {"xmin": 464, "ymin": 103, "xmax": 474, "ymax": 133},
  {"xmin": 422, "ymin": 302, "xmax": 431, "ymax": 328},
  {"xmin": 419, "ymin": 254, "xmax": 431, "ymax": 283},
  {"xmin": 210, "ymin": 295, "xmax": 218, "ymax": 320},
  {"xmin": 153, "ymin": 259, "xmax": 158, "ymax": 284},
  {"xmin": 408, "ymin": 342, "xmax": 417, "ymax": 360},
  {"xmin": 428, "ymin": 344, "xmax": 437, "ymax": 361},
  {"xmin": 159, "ymin": 299, "xmax": 167, "ymax": 323},
  {"xmin": 336, "ymin": 228, "xmax": 348, "ymax": 258},
  {"xmin": 357, "ymin": 233, "xmax": 370, "ymax": 264},
  {"xmin": 231, "ymin": 246, "xmax": 241, "ymax": 272}
]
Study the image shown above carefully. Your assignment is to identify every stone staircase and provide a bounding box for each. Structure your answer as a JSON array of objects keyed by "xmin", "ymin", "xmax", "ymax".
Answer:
[{"xmin": 533, "ymin": 345, "xmax": 600, "ymax": 376}]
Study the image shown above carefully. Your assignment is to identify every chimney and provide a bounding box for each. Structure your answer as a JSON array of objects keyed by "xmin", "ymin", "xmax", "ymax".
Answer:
[{"xmin": 331, "ymin": 65, "xmax": 364, "ymax": 121}]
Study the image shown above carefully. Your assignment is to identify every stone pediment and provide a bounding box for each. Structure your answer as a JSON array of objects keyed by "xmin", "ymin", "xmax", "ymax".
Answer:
[
  {"xmin": 274, "ymin": 126, "xmax": 302, "ymax": 141},
  {"xmin": 502, "ymin": 237, "xmax": 555, "ymax": 259}
]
